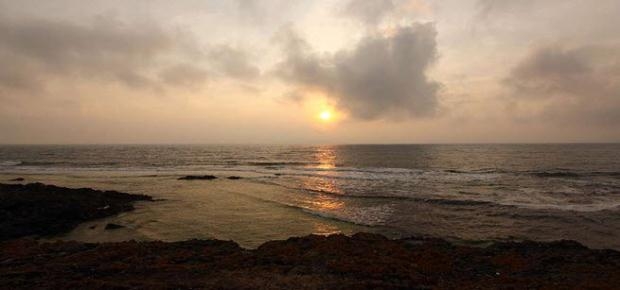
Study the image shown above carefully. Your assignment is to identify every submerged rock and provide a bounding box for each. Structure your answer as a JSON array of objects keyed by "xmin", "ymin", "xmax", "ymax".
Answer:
[
  {"xmin": 104, "ymin": 223, "xmax": 125, "ymax": 230},
  {"xmin": 0, "ymin": 183, "xmax": 152, "ymax": 241},
  {"xmin": 178, "ymin": 175, "xmax": 217, "ymax": 180},
  {"xmin": 9, "ymin": 177, "xmax": 24, "ymax": 181}
]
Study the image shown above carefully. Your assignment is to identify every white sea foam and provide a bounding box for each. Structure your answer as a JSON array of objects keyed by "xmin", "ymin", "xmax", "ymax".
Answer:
[{"xmin": 0, "ymin": 160, "xmax": 22, "ymax": 166}]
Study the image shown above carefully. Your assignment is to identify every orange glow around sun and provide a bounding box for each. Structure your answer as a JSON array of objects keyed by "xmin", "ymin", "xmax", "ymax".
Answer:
[{"xmin": 302, "ymin": 93, "xmax": 341, "ymax": 124}]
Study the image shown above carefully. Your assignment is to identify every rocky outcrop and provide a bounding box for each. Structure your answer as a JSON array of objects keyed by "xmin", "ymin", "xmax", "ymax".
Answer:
[
  {"xmin": 1, "ymin": 233, "xmax": 619, "ymax": 289},
  {"xmin": 0, "ymin": 183, "xmax": 152, "ymax": 241}
]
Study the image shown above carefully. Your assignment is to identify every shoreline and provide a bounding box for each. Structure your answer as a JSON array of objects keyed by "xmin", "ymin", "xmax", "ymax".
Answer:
[{"xmin": 1, "ymin": 182, "xmax": 620, "ymax": 289}]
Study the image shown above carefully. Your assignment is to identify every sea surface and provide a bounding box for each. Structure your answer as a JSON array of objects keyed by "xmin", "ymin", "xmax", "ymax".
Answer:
[{"xmin": 1, "ymin": 144, "xmax": 619, "ymax": 249}]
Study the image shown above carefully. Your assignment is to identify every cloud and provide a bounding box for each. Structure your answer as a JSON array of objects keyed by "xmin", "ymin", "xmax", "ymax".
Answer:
[
  {"xmin": 508, "ymin": 46, "xmax": 591, "ymax": 96},
  {"xmin": 208, "ymin": 45, "xmax": 260, "ymax": 80},
  {"xmin": 275, "ymin": 23, "xmax": 440, "ymax": 120},
  {"xmin": 342, "ymin": 0, "xmax": 396, "ymax": 26},
  {"xmin": 340, "ymin": 0, "xmax": 431, "ymax": 27},
  {"xmin": 0, "ymin": 15, "xmax": 180, "ymax": 91},
  {"xmin": 236, "ymin": 0, "xmax": 264, "ymax": 25},
  {"xmin": 475, "ymin": 0, "xmax": 538, "ymax": 18},
  {"xmin": 159, "ymin": 64, "xmax": 209, "ymax": 88},
  {"xmin": 506, "ymin": 45, "xmax": 620, "ymax": 126},
  {"xmin": 0, "ymin": 13, "xmax": 262, "ymax": 98},
  {"xmin": 476, "ymin": 0, "xmax": 620, "ymax": 30}
]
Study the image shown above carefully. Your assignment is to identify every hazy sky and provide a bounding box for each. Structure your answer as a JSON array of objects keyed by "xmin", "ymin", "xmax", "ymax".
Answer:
[{"xmin": 1, "ymin": 0, "xmax": 619, "ymax": 144}]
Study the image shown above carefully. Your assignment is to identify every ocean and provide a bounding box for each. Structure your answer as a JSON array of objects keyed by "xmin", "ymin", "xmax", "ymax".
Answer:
[{"xmin": 1, "ymin": 144, "xmax": 619, "ymax": 249}]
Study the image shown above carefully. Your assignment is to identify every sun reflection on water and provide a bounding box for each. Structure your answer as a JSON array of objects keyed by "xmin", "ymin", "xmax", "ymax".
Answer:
[
  {"xmin": 302, "ymin": 178, "xmax": 344, "ymax": 195},
  {"xmin": 312, "ymin": 222, "xmax": 341, "ymax": 236},
  {"xmin": 298, "ymin": 146, "xmax": 349, "ymax": 235},
  {"xmin": 307, "ymin": 194, "xmax": 344, "ymax": 210},
  {"xmin": 314, "ymin": 147, "xmax": 337, "ymax": 169}
]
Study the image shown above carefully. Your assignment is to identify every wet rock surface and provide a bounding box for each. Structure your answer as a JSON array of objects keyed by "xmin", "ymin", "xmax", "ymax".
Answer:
[
  {"xmin": 178, "ymin": 175, "xmax": 218, "ymax": 180},
  {"xmin": 1, "ymin": 233, "xmax": 619, "ymax": 289},
  {"xmin": 0, "ymin": 183, "xmax": 152, "ymax": 241}
]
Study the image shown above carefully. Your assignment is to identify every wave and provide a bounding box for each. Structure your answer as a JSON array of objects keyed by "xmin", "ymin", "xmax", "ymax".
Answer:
[
  {"xmin": 530, "ymin": 171, "xmax": 581, "ymax": 178},
  {"xmin": 284, "ymin": 166, "xmax": 419, "ymax": 174},
  {"xmin": 442, "ymin": 168, "xmax": 620, "ymax": 179},
  {"xmin": 246, "ymin": 161, "xmax": 320, "ymax": 166},
  {"xmin": 16, "ymin": 161, "xmax": 123, "ymax": 167},
  {"xmin": 258, "ymin": 177, "xmax": 620, "ymax": 212},
  {"xmin": 444, "ymin": 168, "xmax": 506, "ymax": 174},
  {"xmin": 527, "ymin": 170, "xmax": 620, "ymax": 178},
  {"xmin": 426, "ymin": 168, "xmax": 618, "ymax": 179},
  {"xmin": 217, "ymin": 186, "xmax": 387, "ymax": 227},
  {"xmin": 591, "ymin": 171, "xmax": 620, "ymax": 177},
  {"xmin": 418, "ymin": 197, "xmax": 495, "ymax": 207},
  {"xmin": 0, "ymin": 160, "xmax": 22, "ymax": 166},
  {"xmin": 273, "ymin": 166, "xmax": 503, "ymax": 176},
  {"xmin": 293, "ymin": 182, "xmax": 620, "ymax": 212},
  {"xmin": 256, "ymin": 179, "xmax": 502, "ymax": 207},
  {"xmin": 278, "ymin": 203, "xmax": 380, "ymax": 227},
  {"xmin": 253, "ymin": 179, "xmax": 404, "ymax": 199},
  {"xmin": 19, "ymin": 161, "xmax": 59, "ymax": 166},
  {"xmin": 257, "ymin": 169, "xmax": 500, "ymax": 185},
  {"xmin": 297, "ymin": 187, "xmax": 412, "ymax": 200}
]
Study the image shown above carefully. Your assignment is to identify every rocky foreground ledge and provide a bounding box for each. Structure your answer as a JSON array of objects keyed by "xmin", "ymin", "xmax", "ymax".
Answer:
[
  {"xmin": 1, "ymin": 233, "xmax": 619, "ymax": 289},
  {"xmin": 0, "ymin": 183, "xmax": 152, "ymax": 241}
]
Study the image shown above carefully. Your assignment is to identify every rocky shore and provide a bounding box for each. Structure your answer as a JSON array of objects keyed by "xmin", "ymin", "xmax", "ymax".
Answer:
[
  {"xmin": 0, "ymin": 183, "xmax": 152, "ymax": 241},
  {"xmin": 1, "ymin": 182, "xmax": 619, "ymax": 289},
  {"xmin": 1, "ymin": 233, "xmax": 619, "ymax": 289}
]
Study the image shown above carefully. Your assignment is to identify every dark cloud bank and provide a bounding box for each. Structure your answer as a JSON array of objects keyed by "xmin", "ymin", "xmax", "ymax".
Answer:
[{"xmin": 275, "ymin": 23, "xmax": 440, "ymax": 120}]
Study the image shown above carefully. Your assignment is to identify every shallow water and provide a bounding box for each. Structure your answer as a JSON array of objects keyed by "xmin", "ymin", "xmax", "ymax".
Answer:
[{"xmin": 1, "ymin": 144, "xmax": 619, "ymax": 249}]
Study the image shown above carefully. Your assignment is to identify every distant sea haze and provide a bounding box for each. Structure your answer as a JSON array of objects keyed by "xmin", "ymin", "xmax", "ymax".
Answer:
[{"xmin": 1, "ymin": 144, "xmax": 619, "ymax": 249}]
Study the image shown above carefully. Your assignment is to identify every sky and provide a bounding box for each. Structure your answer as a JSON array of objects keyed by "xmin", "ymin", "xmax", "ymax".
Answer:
[{"xmin": 0, "ymin": 0, "xmax": 619, "ymax": 144}]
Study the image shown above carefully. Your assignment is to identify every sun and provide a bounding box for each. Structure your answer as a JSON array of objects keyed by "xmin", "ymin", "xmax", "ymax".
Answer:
[{"xmin": 319, "ymin": 110, "xmax": 332, "ymax": 121}]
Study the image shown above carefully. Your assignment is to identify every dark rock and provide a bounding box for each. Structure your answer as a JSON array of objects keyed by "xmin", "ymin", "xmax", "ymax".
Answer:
[
  {"xmin": 178, "ymin": 175, "xmax": 217, "ymax": 180},
  {"xmin": 0, "ymin": 233, "xmax": 619, "ymax": 289},
  {"xmin": 104, "ymin": 223, "xmax": 124, "ymax": 230},
  {"xmin": 9, "ymin": 178, "xmax": 24, "ymax": 181},
  {"xmin": 227, "ymin": 176, "xmax": 242, "ymax": 180},
  {"xmin": 0, "ymin": 183, "xmax": 152, "ymax": 241}
]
